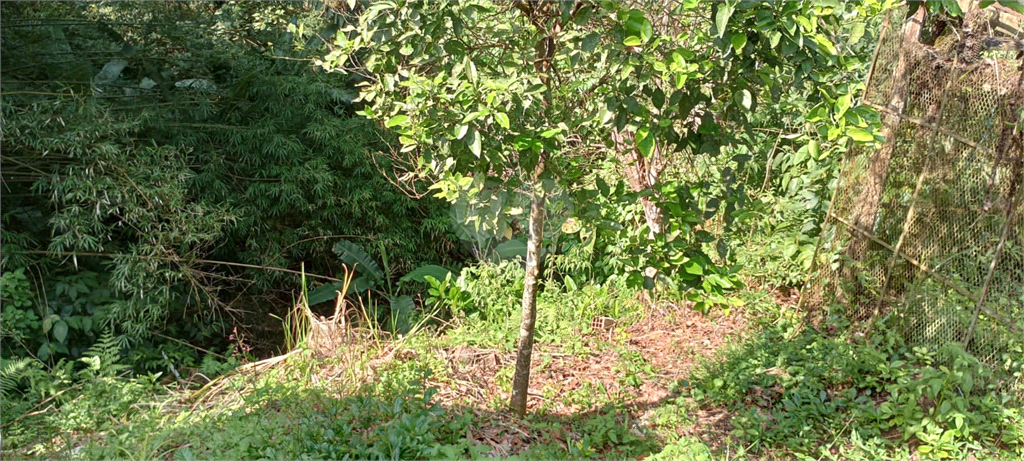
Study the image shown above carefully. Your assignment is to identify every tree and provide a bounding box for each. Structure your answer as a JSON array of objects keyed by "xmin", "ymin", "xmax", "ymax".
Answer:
[
  {"xmin": 325, "ymin": 0, "xmax": 610, "ymax": 416},
  {"xmin": 324, "ymin": 0, "xmax": 900, "ymax": 415}
]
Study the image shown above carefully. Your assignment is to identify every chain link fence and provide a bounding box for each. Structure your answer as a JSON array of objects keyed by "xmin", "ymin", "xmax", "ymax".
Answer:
[{"xmin": 802, "ymin": 2, "xmax": 1023, "ymax": 385}]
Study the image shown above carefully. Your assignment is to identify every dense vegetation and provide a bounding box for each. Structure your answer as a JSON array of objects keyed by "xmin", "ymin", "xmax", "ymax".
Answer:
[{"xmin": 1, "ymin": 1, "xmax": 1021, "ymax": 460}]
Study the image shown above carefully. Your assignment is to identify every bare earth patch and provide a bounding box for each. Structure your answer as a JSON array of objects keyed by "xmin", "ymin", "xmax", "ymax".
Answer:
[{"xmin": 422, "ymin": 302, "xmax": 751, "ymax": 455}]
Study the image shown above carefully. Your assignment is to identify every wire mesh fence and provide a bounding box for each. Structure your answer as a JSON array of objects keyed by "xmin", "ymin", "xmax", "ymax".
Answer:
[{"xmin": 802, "ymin": 2, "xmax": 1023, "ymax": 386}]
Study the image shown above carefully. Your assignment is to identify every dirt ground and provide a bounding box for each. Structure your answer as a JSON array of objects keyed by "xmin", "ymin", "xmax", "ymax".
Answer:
[{"xmin": 421, "ymin": 301, "xmax": 755, "ymax": 456}]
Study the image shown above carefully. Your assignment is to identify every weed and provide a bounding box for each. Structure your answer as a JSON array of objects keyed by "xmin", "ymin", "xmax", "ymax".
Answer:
[
  {"xmin": 614, "ymin": 349, "xmax": 655, "ymax": 390},
  {"xmin": 648, "ymin": 436, "xmax": 715, "ymax": 461},
  {"xmin": 686, "ymin": 312, "xmax": 1024, "ymax": 460}
]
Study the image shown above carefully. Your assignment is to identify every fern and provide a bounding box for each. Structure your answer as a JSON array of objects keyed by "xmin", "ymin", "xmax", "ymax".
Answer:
[
  {"xmin": 0, "ymin": 357, "xmax": 42, "ymax": 399},
  {"xmin": 79, "ymin": 332, "xmax": 128, "ymax": 378}
]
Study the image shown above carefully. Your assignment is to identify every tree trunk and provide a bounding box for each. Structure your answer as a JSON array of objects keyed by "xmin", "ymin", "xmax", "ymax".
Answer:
[
  {"xmin": 509, "ymin": 156, "xmax": 546, "ymax": 417},
  {"xmin": 612, "ymin": 128, "xmax": 666, "ymax": 238},
  {"xmin": 842, "ymin": 7, "xmax": 924, "ymax": 295}
]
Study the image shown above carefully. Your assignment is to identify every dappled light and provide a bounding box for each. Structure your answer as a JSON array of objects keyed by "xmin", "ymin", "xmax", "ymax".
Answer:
[{"xmin": 2, "ymin": 1, "xmax": 1022, "ymax": 460}]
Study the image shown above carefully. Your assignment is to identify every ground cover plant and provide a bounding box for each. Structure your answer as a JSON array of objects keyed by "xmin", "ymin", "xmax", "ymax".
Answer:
[
  {"xmin": 2, "ymin": 0, "xmax": 1023, "ymax": 460},
  {"xmin": 5, "ymin": 284, "xmax": 1019, "ymax": 460}
]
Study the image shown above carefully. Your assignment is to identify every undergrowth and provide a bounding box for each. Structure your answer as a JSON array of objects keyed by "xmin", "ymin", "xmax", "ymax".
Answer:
[
  {"xmin": 433, "ymin": 260, "xmax": 643, "ymax": 351},
  {"xmin": 676, "ymin": 307, "xmax": 1024, "ymax": 460},
  {"xmin": 4, "ymin": 270, "xmax": 1021, "ymax": 461}
]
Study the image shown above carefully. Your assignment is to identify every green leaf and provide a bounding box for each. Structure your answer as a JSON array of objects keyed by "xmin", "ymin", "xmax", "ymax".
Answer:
[
  {"xmin": 53, "ymin": 320, "xmax": 68, "ymax": 344},
  {"xmin": 494, "ymin": 112, "xmax": 510, "ymax": 129},
  {"xmin": 65, "ymin": 316, "xmax": 82, "ymax": 330},
  {"xmin": 683, "ymin": 259, "xmax": 704, "ymax": 276},
  {"xmin": 389, "ymin": 295, "xmax": 415, "ymax": 334},
  {"xmin": 812, "ymin": 34, "xmax": 839, "ymax": 56},
  {"xmin": 849, "ymin": 22, "xmax": 866, "ymax": 45},
  {"xmin": 38, "ymin": 343, "xmax": 51, "ymax": 361},
  {"xmin": 385, "ymin": 114, "xmax": 409, "ymax": 127},
  {"xmin": 465, "ymin": 56, "xmax": 478, "ymax": 83},
  {"xmin": 735, "ymin": 89, "xmax": 753, "ymax": 111},
  {"xmin": 468, "ymin": 129, "xmax": 482, "ymax": 157},
  {"xmin": 848, "ymin": 127, "xmax": 874, "ymax": 142},
  {"xmin": 596, "ymin": 177, "xmax": 610, "ymax": 196},
  {"xmin": 636, "ymin": 127, "xmax": 655, "ymax": 158},
  {"xmin": 730, "ymin": 33, "xmax": 747, "ymax": 53},
  {"xmin": 539, "ymin": 127, "xmax": 561, "ymax": 138},
  {"xmin": 560, "ymin": 217, "xmax": 582, "ymax": 234},
  {"xmin": 581, "ymin": 32, "xmax": 600, "ymax": 52},
  {"xmin": 699, "ymin": 139, "xmax": 720, "ymax": 156},
  {"xmin": 835, "ymin": 94, "xmax": 851, "ymax": 118},
  {"xmin": 625, "ymin": 10, "xmax": 653, "ymax": 41},
  {"xmin": 456, "ymin": 124, "xmax": 469, "ymax": 140},
  {"xmin": 808, "ymin": 140, "xmax": 820, "ymax": 159},
  {"xmin": 623, "ymin": 35, "xmax": 642, "ymax": 47},
  {"xmin": 333, "ymin": 240, "xmax": 385, "ymax": 284},
  {"xmin": 928, "ymin": 378, "xmax": 944, "ymax": 399},
  {"xmin": 715, "ymin": 2, "xmax": 735, "ymax": 38},
  {"xmin": 400, "ymin": 265, "xmax": 452, "ymax": 284},
  {"xmin": 514, "ymin": 135, "xmax": 543, "ymax": 154},
  {"xmin": 494, "ymin": 239, "xmax": 527, "ymax": 260},
  {"xmin": 935, "ymin": 0, "xmax": 963, "ymax": 16},
  {"xmin": 43, "ymin": 314, "xmax": 60, "ymax": 334},
  {"xmin": 998, "ymin": 0, "xmax": 1024, "ymax": 15},
  {"xmin": 307, "ymin": 282, "xmax": 348, "ymax": 306},
  {"xmin": 652, "ymin": 88, "xmax": 666, "ymax": 109}
]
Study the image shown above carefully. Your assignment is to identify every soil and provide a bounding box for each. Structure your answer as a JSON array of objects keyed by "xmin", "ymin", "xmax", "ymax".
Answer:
[{"xmin": 421, "ymin": 301, "xmax": 752, "ymax": 455}]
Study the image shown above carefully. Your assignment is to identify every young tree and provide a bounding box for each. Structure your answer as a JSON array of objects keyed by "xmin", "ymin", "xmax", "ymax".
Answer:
[
  {"xmin": 324, "ymin": 0, "xmax": 652, "ymax": 415},
  {"xmin": 323, "ymin": 0, "xmax": 889, "ymax": 415}
]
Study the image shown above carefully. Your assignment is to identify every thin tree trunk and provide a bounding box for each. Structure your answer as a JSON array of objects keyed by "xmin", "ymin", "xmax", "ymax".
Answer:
[
  {"xmin": 612, "ymin": 128, "xmax": 666, "ymax": 238},
  {"xmin": 612, "ymin": 127, "xmax": 665, "ymax": 290},
  {"xmin": 510, "ymin": 156, "xmax": 546, "ymax": 417}
]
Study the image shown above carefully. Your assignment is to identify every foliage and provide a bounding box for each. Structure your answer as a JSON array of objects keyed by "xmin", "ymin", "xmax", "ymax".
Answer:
[
  {"xmin": 18, "ymin": 350, "xmax": 458, "ymax": 461},
  {"xmin": 1, "ymin": 268, "xmax": 118, "ymax": 363},
  {"xmin": 700, "ymin": 0, "xmax": 894, "ymax": 290},
  {"xmin": 0, "ymin": 357, "xmax": 47, "ymax": 429},
  {"xmin": 5, "ymin": 1, "xmax": 1019, "ymax": 459},
  {"xmin": 685, "ymin": 309, "xmax": 1024, "ymax": 459},
  {"xmin": 647, "ymin": 436, "xmax": 715, "ymax": 461},
  {"xmin": 1, "ymin": 333, "xmax": 166, "ymax": 455},
  {"xmin": 306, "ymin": 239, "xmax": 456, "ymax": 335},
  {"xmin": 430, "ymin": 260, "xmax": 642, "ymax": 350},
  {"xmin": 301, "ymin": 375, "xmax": 448, "ymax": 460},
  {"xmin": 1, "ymin": 1, "xmax": 459, "ymax": 358}
]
